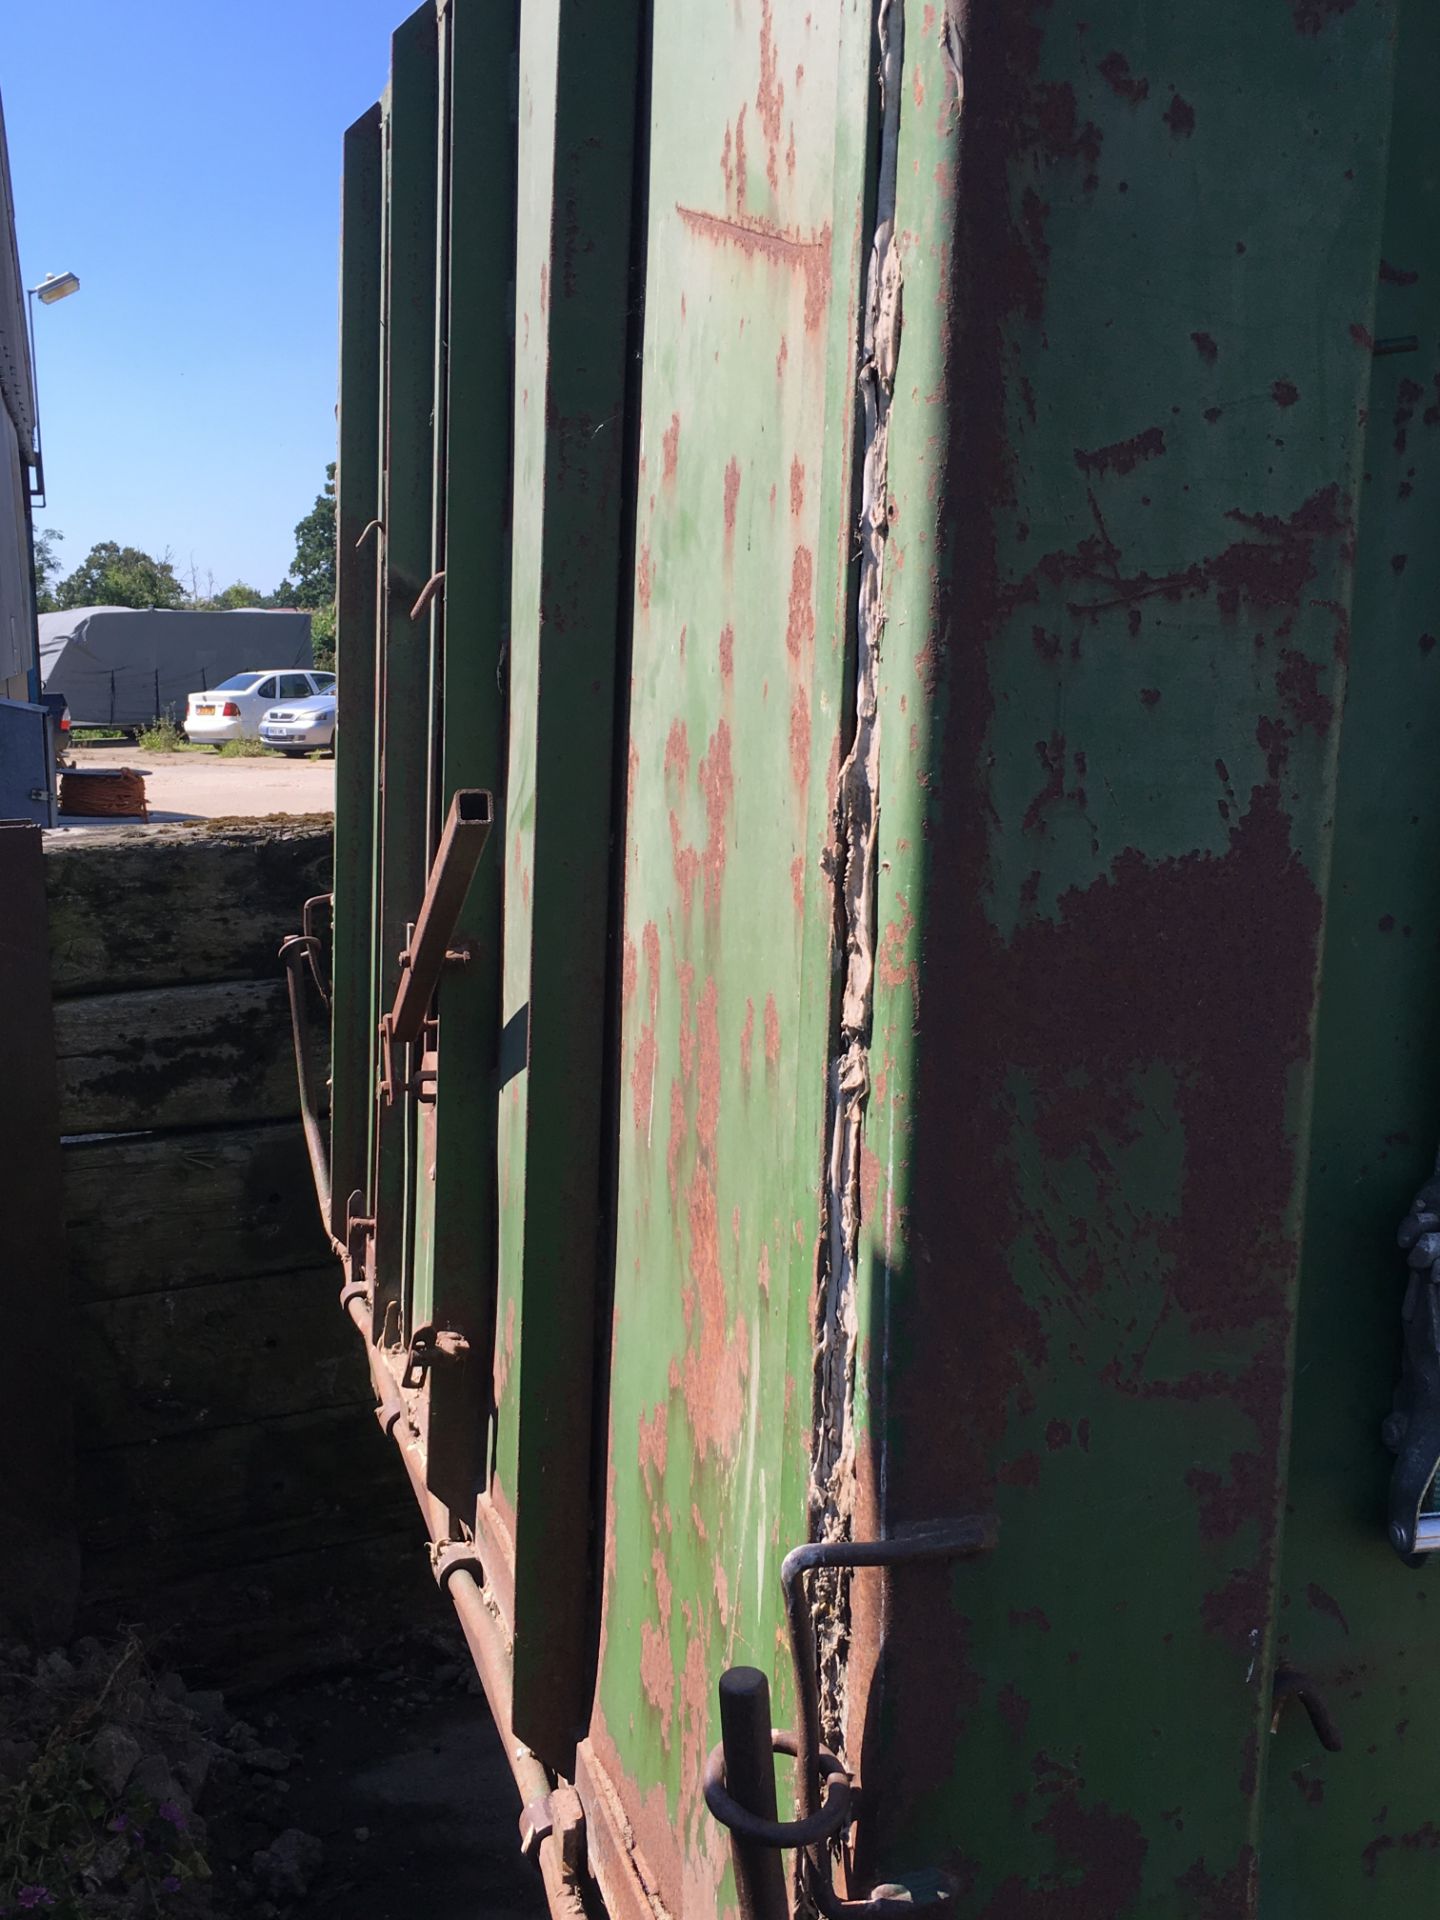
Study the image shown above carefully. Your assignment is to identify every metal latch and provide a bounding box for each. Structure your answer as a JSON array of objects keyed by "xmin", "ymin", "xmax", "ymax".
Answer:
[
  {"xmin": 401, "ymin": 1322, "xmax": 471, "ymax": 1390},
  {"xmin": 377, "ymin": 788, "xmax": 493, "ymax": 1106},
  {"xmin": 705, "ymin": 1518, "xmax": 996, "ymax": 1920}
]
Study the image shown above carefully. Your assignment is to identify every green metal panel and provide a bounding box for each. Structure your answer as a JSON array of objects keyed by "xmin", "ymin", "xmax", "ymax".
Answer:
[
  {"xmin": 854, "ymin": 3, "xmax": 1398, "ymax": 1911},
  {"xmin": 586, "ymin": 5, "xmax": 876, "ymax": 1913},
  {"xmin": 332, "ymin": 101, "xmax": 383, "ymax": 1239},
  {"xmin": 495, "ymin": 0, "xmax": 647, "ymax": 1767},
  {"xmin": 372, "ymin": 2, "xmax": 439, "ymax": 1338},
  {"xmin": 413, "ymin": 0, "xmax": 520, "ymax": 1523},
  {"xmin": 1261, "ymin": 1, "xmax": 1440, "ymax": 1905}
]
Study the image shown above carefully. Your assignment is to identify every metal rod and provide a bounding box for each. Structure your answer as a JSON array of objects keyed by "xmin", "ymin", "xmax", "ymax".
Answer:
[
  {"xmin": 718, "ymin": 1668, "xmax": 791, "ymax": 1920},
  {"xmin": 279, "ymin": 932, "xmax": 342, "ymax": 1254},
  {"xmin": 780, "ymin": 1522, "xmax": 996, "ymax": 1914},
  {"xmin": 337, "ymin": 1288, "xmax": 586, "ymax": 1920},
  {"xmin": 388, "ymin": 786, "xmax": 493, "ymax": 1045}
]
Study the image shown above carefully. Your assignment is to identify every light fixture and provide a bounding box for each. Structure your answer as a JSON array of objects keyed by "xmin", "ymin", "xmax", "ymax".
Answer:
[
  {"xmin": 26, "ymin": 271, "xmax": 81, "ymax": 507},
  {"xmin": 33, "ymin": 270, "xmax": 79, "ymax": 306}
]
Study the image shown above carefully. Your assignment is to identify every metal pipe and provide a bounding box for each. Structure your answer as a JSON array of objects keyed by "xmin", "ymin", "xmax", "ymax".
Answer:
[
  {"xmin": 279, "ymin": 932, "xmax": 342, "ymax": 1254},
  {"xmin": 717, "ymin": 1668, "xmax": 794, "ymax": 1920},
  {"xmin": 389, "ymin": 786, "xmax": 493, "ymax": 1045},
  {"xmin": 339, "ymin": 1290, "xmax": 589, "ymax": 1920}
]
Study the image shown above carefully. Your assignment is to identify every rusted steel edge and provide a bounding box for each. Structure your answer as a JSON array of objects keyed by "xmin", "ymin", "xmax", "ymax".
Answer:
[
  {"xmin": 337, "ymin": 1284, "xmax": 596, "ymax": 1920},
  {"xmin": 574, "ymin": 1742, "xmax": 673, "ymax": 1920},
  {"xmin": 279, "ymin": 932, "xmax": 343, "ymax": 1256},
  {"xmin": 388, "ymin": 786, "xmax": 494, "ymax": 1046}
]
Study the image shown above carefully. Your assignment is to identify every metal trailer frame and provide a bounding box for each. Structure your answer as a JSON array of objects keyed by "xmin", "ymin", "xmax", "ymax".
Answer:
[{"xmin": 287, "ymin": 2, "xmax": 1440, "ymax": 1915}]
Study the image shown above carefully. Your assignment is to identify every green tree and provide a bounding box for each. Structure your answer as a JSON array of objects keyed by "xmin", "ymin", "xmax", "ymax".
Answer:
[
  {"xmin": 33, "ymin": 528, "xmax": 64, "ymax": 612},
  {"xmin": 289, "ymin": 464, "xmax": 336, "ymax": 609},
  {"xmin": 215, "ymin": 581, "xmax": 264, "ymax": 609},
  {"xmin": 55, "ymin": 540, "xmax": 185, "ymax": 611},
  {"xmin": 309, "ymin": 601, "xmax": 336, "ymax": 673}
]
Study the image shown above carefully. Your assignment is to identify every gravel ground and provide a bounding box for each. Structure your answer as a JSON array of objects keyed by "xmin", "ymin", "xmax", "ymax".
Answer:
[{"xmin": 51, "ymin": 747, "xmax": 335, "ymax": 828}]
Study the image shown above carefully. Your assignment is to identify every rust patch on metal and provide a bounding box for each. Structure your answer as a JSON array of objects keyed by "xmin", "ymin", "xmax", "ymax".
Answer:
[
  {"xmin": 977, "ymin": 1787, "xmax": 1148, "ymax": 1919},
  {"xmin": 722, "ymin": 456, "xmax": 741, "ymax": 548},
  {"xmin": 637, "ymin": 543, "xmax": 653, "ymax": 611},
  {"xmin": 638, "ymin": 1398, "xmax": 668, "ymax": 1486},
  {"xmin": 631, "ymin": 921, "xmax": 662, "ymax": 1140},
  {"xmin": 790, "ymin": 455, "xmax": 806, "ymax": 516},
  {"xmin": 666, "ymin": 1077, "xmax": 685, "ymax": 1205},
  {"xmin": 1272, "ymin": 378, "xmax": 1300, "ymax": 409},
  {"xmin": 676, "ymin": 205, "xmax": 833, "ymax": 332},
  {"xmin": 751, "ymin": 992, "xmax": 779, "ymax": 1082},
  {"xmin": 755, "ymin": 0, "xmax": 784, "ymax": 196},
  {"xmin": 664, "ymin": 718, "xmax": 690, "ymax": 789},
  {"xmin": 1288, "ymin": 0, "xmax": 1358, "ymax": 33},
  {"xmin": 1074, "ymin": 426, "xmax": 1165, "ymax": 477},
  {"xmin": 877, "ymin": 895, "xmax": 914, "ymax": 988},
  {"xmin": 661, "ymin": 411, "xmax": 680, "ymax": 482},
  {"xmin": 719, "ymin": 622, "xmax": 734, "ymax": 681},
  {"xmin": 1191, "ymin": 330, "xmax": 1219, "ymax": 364},
  {"xmin": 734, "ymin": 102, "xmax": 749, "ymax": 210},
  {"xmin": 622, "ymin": 933, "xmax": 638, "ymax": 1008},
  {"xmin": 1163, "ymin": 92, "xmax": 1196, "ymax": 136},
  {"xmin": 791, "ymin": 852, "xmax": 805, "ymax": 915},
  {"xmin": 790, "ymin": 686, "xmax": 812, "ymax": 790},
  {"xmin": 787, "ymin": 545, "xmax": 816, "ymax": 656},
  {"xmin": 740, "ymin": 996, "xmax": 755, "ymax": 1082},
  {"xmin": 1097, "ymin": 51, "xmax": 1149, "ymax": 103}
]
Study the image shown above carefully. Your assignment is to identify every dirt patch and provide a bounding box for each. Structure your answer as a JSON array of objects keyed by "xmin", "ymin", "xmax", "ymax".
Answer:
[{"xmin": 0, "ymin": 1623, "xmax": 544, "ymax": 1920}]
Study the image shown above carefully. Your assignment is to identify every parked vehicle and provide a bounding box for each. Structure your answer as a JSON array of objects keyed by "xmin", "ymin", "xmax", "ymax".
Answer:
[
  {"xmin": 282, "ymin": 4, "xmax": 1440, "ymax": 1919},
  {"xmin": 185, "ymin": 669, "xmax": 335, "ymax": 746},
  {"xmin": 259, "ymin": 691, "xmax": 336, "ymax": 756}
]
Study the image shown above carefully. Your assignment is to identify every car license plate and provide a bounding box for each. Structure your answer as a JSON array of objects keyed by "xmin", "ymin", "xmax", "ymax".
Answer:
[
  {"xmin": 266, "ymin": 728, "xmax": 294, "ymax": 739},
  {"xmin": 197, "ymin": 705, "xmax": 215, "ymax": 715}
]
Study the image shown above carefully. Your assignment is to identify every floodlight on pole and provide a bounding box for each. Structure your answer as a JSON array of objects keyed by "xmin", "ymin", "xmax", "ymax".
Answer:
[{"xmin": 26, "ymin": 271, "xmax": 80, "ymax": 507}]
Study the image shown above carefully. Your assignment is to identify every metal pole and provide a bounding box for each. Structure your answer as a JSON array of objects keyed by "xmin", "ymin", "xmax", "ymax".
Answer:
[
  {"xmin": 26, "ymin": 286, "xmax": 45, "ymax": 506},
  {"xmin": 718, "ymin": 1667, "xmax": 790, "ymax": 1920}
]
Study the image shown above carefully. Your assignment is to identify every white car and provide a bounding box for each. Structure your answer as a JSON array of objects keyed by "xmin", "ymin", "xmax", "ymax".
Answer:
[
  {"xmin": 259, "ymin": 691, "xmax": 338, "ymax": 757},
  {"xmin": 184, "ymin": 669, "xmax": 336, "ymax": 745}
]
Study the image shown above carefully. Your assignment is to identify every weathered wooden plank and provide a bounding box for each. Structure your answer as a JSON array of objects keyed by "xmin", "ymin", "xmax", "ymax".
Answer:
[
  {"xmin": 55, "ymin": 978, "xmax": 302, "ymax": 1134},
  {"xmin": 78, "ymin": 1404, "xmax": 413, "ymax": 1587},
  {"xmin": 44, "ymin": 816, "xmax": 333, "ymax": 997},
  {"xmin": 79, "ymin": 1526, "xmax": 435, "ymax": 1691},
  {"xmin": 0, "ymin": 826, "xmax": 79, "ymax": 1641},
  {"xmin": 75, "ymin": 1268, "xmax": 365, "ymax": 1447},
  {"xmin": 63, "ymin": 1122, "xmax": 331, "ymax": 1300}
]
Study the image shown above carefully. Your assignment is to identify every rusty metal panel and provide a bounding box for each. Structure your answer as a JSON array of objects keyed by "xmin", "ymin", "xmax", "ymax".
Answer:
[
  {"xmin": 852, "ymin": 3, "xmax": 1399, "ymax": 1912},
  {"xmin": 1261, "ymin": 3, "xmax": 1440, "ymax": 1905},
  {"xmin": 586, "ymin": 5, "xmax": 876, "ymax": 1913},
  {"xmin": 332, "ymin": 101, "xmax": 383, "ymax": 1239}
]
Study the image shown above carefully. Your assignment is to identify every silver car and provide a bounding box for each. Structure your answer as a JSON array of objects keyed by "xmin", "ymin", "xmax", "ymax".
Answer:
[{"xmin": 258, "ymin": 691, "xmax": 337, "ymax": 757}]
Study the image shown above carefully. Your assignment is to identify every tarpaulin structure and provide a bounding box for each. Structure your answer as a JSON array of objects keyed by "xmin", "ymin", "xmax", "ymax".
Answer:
[{"xmin": 38, "ymin": 607, "xmax": 312, "ymax": 727}]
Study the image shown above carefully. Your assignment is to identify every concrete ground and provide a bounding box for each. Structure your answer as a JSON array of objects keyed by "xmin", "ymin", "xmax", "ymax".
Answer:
[{"xmin": 52, "ymin": 744, "xmax": 335, "ymax": 827}]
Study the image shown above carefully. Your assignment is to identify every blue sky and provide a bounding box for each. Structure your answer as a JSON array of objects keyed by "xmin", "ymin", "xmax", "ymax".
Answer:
[{"xmin": 6, "ymin": 0, "xmax": 407, "ymax": 595}]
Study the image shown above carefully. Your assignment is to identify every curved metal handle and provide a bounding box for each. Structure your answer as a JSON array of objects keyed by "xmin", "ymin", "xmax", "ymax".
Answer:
[{"xmin": 279, "ymin": 928, "xmax": 341, "ymax": 1255}]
